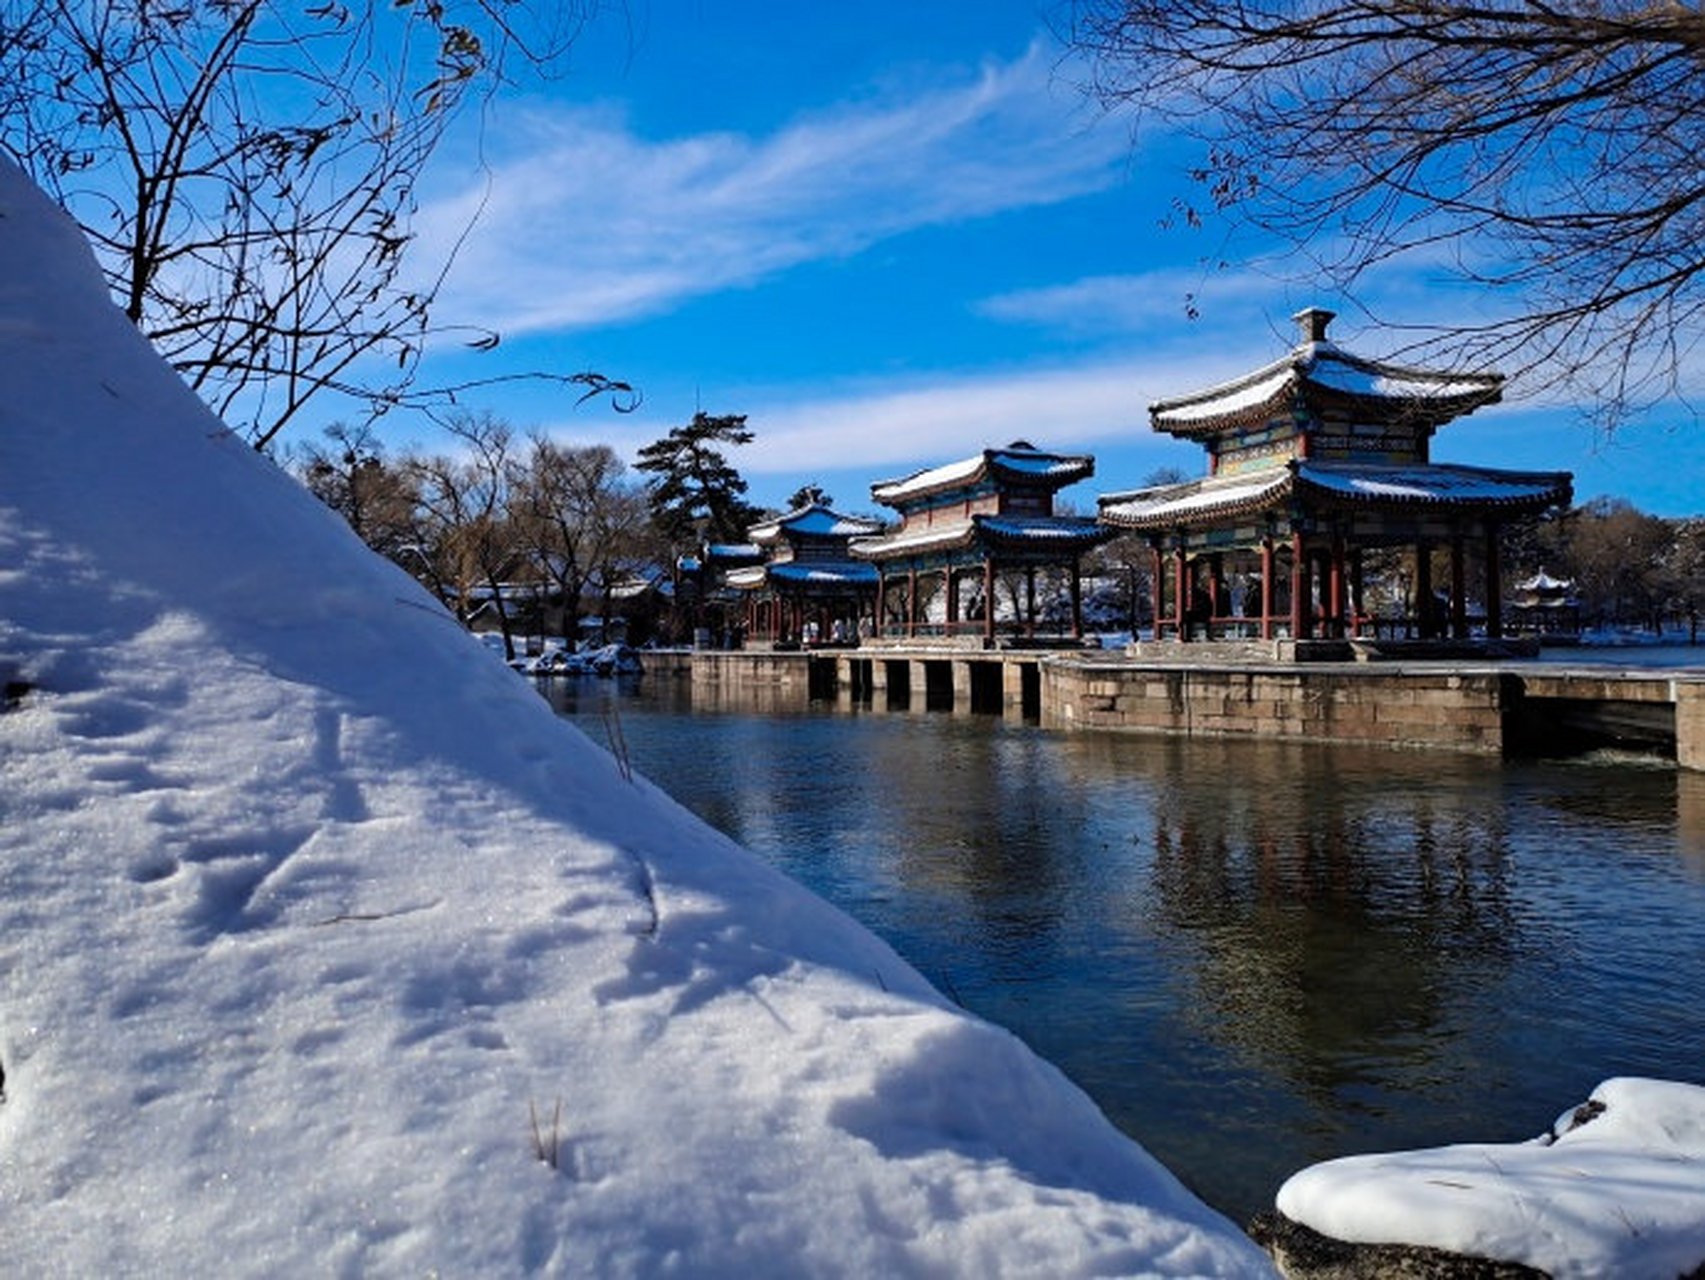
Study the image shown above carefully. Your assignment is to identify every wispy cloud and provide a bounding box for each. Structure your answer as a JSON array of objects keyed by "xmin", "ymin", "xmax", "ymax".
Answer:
[
  {"xmin": 975, "ymin": 268, "xmax": 1292, "ymax": 338},
  {"xmin": 722, "ymin": 268, "xmax": 1552, "ymax": 480},
  {"xmin": 971, "ymin": 256, "xmax": 1601, "ymax": 376},
  {"xmin": 728, "ymin": 347, "xmax": 1266, "ymax": 479},
  {"xmin": 414, "ymin": 42, "xmax": 1127, "ymax": 335}
]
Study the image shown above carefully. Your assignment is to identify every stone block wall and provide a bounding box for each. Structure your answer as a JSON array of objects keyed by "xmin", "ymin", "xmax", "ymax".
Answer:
[
  {"xmin": 1677, "ymin": 682, "xmax": 1705, "ymax": 772},
  {"xmin": 1041, "ymin": 660, "xmax": 1509, "ymax": 754},
  {"xmin": 690, "ymin": 650, "xmax": 812, "ymax": 688}
]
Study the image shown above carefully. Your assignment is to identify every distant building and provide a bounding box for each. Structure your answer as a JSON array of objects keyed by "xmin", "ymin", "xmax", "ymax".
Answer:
[
  {"xmin": 850, "ymin": 441, "xmax": 1111, "ymax": 645},
  {"xmin": 1099, "ymin": 308, "xmax": 1573, "ymax": 644},
  {"xmin": 723, "ymin": 501, "xmax": 884, "ymax": 647},
  {"xmin": 1510, "ymin": 568, "xmax": 1581, "ymax": 638}
]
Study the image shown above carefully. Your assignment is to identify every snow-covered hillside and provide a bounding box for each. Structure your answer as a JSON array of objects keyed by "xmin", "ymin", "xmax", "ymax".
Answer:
[{"xmin": 0, "ymin": 160, "xmax": 1271, "ymax": 1275}]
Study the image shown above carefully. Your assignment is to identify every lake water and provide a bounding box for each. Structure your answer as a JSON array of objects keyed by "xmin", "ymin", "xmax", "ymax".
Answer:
[{"xmin": 546, "ymin": 675, "xmax": 1705, "ymax": 1225}]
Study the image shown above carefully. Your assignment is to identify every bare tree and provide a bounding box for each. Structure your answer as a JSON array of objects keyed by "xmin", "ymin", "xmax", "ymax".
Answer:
[
  {"xmin": 0, "ymin": 0, "xmax": 629, "ymax": 448},
  {"xmin": 584, "ymin": 475, "xmax": 652, "ymax": 646},
  {"xmin": 512, "ymin": 436, "xmax": 648, "ymax": 645},
  {"xmin": 408, "ymin": 411, "xmax": 523, "ymax": 657},
  {"xmin": 296, "ymin": 421, "xmax": 419, "ymax": 563},
  {"xmin": 1555, "ymin": 496, "xmax": 1672, "ymax": 628},
  {"xmin": 1070, "ymin": 1, "xmax": 1705, "ymax": 426}
]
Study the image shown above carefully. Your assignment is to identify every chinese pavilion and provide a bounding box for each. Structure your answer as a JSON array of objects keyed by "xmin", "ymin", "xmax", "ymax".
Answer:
[
  {"xmin": 723, "ymin": 501, "xmax": 885, "ymax": 646},
  {"xmin": 849, "ymin": 442, "xmax": 1111, "ymax": 644},
  {"xmin": 1098, "ymin": 308, "xmax": 1573, "ymax": 645}
]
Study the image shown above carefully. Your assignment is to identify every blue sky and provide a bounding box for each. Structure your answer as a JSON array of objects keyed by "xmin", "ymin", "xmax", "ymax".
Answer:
[{"xmin": 390, "ymin": 0, "xmax": 1705, "ymax": 518}]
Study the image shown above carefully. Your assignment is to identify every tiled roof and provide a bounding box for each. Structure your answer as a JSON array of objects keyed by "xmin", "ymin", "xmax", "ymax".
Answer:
[
  {"xmin": 766, "ymin": 561, "xmax": 880, "ymax": 586},
  {"xmin": 851, "ymin": 514, "xmax": 1108, "ymax": 561},
  {"xmin": 1295, "ymin": 462, "xmax": 1570, "ymax": 506},
  {"xmin": 1150, "ymin": 341, "xmax": 1503, "ymax": 438},
  {"xmin": 871, "ymin": 444, "xmax": 1094, "ymax": 506},
  {"xmin": 748, "ymin": 503, "xmax": 885, "ymax": 544},
  {"xmin": 701, "ymin": 542, "xmax": 764, "ymax": 565},
  {"xmin": 1099, "ymin": 461, "xmax": 1571, "ymax": 530},
  {"xmin": 725, "ymin": 560, "xmax": 878, "ymax": 590}
]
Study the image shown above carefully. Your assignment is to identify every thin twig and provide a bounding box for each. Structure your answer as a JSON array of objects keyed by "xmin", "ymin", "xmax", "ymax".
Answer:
[
  {"xmin": 601, "ymin": 700, "xmax": 633, "ymax": 782},
  {"xmin": 529, "ymin": 1097, "xmax": 563, "ymax": 1171}
]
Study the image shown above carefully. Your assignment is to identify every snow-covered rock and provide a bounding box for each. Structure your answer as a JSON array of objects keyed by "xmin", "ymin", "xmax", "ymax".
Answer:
[
  {"xmin": 1270, "ymin": 1078, "xmax": 1705, "ymax": 1280},
  {"xmin": 0, "ymin": 159, "xmax": 1271, "ymax": 1274}
]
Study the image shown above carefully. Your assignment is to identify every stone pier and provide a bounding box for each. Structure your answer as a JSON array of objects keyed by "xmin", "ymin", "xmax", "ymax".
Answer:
[{"xmin": 642, "ymin": 648, "xmax": 1705, "ymax": 768}]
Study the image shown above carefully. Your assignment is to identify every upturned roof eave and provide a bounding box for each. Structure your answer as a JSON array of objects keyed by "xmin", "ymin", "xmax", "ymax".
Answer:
[
  {"xmin": 1098, "ymin": 470, "xmax": 1296, "ymax": 531},
  {"xmin": 850, "ymin": 514, "xmax": 1108, "ymax": 561},
  {"xmin": 1149, "ymin": 343, "xmax": 1505, "ymax": 439},
  {"xmin": 1293, "ymin": 462, "xmax": 1572, "ymax": 510},
  {"xmin": 1098, "ymin": 461, "xmax": 1572, "ymax": 532},
  {"xmin": 870, "ymin": 448, "xmax": 1095, "ymax": 507}
]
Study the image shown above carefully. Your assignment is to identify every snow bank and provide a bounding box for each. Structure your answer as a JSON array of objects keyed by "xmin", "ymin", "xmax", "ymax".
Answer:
[
  {"xmin": 1276, "ymin": 1078, "xmax": 1705, "ymax": 1279},
  {"xmin": 0, "ymin": 161, "xmax": 1270, "ymax": 1274}
]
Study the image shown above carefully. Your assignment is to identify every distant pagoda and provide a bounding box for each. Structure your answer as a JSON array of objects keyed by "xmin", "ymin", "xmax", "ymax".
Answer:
[
  {"xmin": 850, "ymin": 441, "xmax": 1110, "ymax": 645},
  {"xmin": 723, "ymin": 501, "xmax": 885, "ymax": 646},
  {"xmin": 1099, "ymin": 307, "xmax": 1573, "ymax": 645}
]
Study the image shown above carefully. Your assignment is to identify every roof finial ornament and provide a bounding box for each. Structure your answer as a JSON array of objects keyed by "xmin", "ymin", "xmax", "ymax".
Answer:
[{"xmin": 1293, "ymin": 306, "xmax": 1335, "ymax": 345}]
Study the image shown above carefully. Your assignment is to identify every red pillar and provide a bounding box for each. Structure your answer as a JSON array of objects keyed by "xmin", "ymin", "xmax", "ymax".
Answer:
[
  {"xmin": 1070, "ymin": 560, "xmax": 1083, "ymax": 641},
  {"xmin": 1350, "ymin": 549, "xmax": 1365, "ymax": 638},
  {"xmin": 1328, "ymin": 534, "xmax": 1346, "ymax": 638},
  {"xmin": 1260, "ymin": 538, "xmax": 1275, "ymax": 640},
  {"xmin": 1173, "ymin": 546, "xmax": 1189, "ymax": 643},
  {"xmin": 906, "ymin": 569, "xmax": 918, "ymax": 639},
  {"xmin": 1450, "ymin": 536, "xmax": 1467, "ymax": 639},
  {"xmin": 1485, "ymin": 525, "xmax": 1503, "ymax": 638},
  {"xmin": 946, "ymin": 568, "xmax": 960, "ymax": 636},
  {"xmin": 1208, "ymin": 552, "xmax": 1225, "ymax": 636},
  {"xmin": 1152, "ymin": 544, "xmax": 1166, "ymax": 638},
  {"xmin": 1415, "ymin": 543, "xmax": 1433, "ymax": 639},
  {"xmin": 983, "ymin": 557, "xmax": 996, "ymax": 643},
  {"xmin": 1290, "ymin": 531, "xmax": 1307, "ymax": 640}
]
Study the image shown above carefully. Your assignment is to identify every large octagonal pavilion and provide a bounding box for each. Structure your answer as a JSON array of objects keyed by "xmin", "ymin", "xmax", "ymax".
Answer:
[{"xmin": 1098, "ymin": 308, "xmax": 1573, "ymax": 645}]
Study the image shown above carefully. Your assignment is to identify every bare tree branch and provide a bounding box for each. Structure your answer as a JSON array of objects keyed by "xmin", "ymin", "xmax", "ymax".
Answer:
[
  {"xmin": 0, "ymin": 0, "xmax": 621, "ymax": 449},
  {"xmin": 1069, "ymin": 0, "xmax": 1705, "ymax": 428}
]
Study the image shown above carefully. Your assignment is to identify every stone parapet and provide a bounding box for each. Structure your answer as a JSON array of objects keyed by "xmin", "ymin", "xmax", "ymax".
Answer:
[
  {"xmin": 690, "ymin": 650, "xmax": 812, "ymax": 687},
  {"xmin": 1041, "ymin": 659, "xmax": 1508, "ymax": 754}
]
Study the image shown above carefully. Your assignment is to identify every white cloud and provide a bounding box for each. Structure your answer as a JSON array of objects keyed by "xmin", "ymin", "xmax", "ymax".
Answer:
[
  {"xmin": 975, "ymin": 268, "xmax": 1292, "ymax": 337},
  {"xmin": 720, "ymin": 276, "xmax": 1573, "ymax": 481},
  {"xmin": 730, "ymin": 347, "xmax": 1265, "ymax": 478},
  {"xmin": 413, "ymin": 43, "xmax": 1128, "ymax": 335}
]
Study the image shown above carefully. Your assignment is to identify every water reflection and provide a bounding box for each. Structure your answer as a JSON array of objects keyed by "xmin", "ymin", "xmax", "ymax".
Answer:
[{"xmin": 546, "ymin": 677, "xmax": 1705, "ymax": 1224}]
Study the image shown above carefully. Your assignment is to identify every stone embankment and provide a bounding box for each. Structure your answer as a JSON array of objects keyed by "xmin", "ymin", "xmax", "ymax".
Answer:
[{"xmin": 637, "ymin": 647, "xmax": 1705, "ymax": 769}]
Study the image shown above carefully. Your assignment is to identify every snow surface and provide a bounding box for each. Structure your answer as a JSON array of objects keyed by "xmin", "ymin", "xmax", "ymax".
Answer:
[
  {"xmin": 1098, "ymin": 472, "xmax": 1290, "ymax": 525},
  {"xmin": 748, "ymin": 505, "xmax": 885, "ymax": 543},
  {"xmin": 1151, "ymin": 343, "xmax": 1500, "ymax": 430},
  {"xmin": 870, "ymin": 447, "xmax": 1089, "ymax": 505},
  {"xmin": 1295, "ymin": 462, "xmax": 1569, "ymax": 505},
  {"xmin": 1303, "ymin": 347, "xmax": 1500, "ymax": 404},
  {"xmin": 1277, "ymin": 1078, "xmax": 1705, "ymax": 1280},
  {"xmin": 0, "ymin": 162, "xmax": 1274, "ymax": 1274},
  {"xmin": 1151, "ymin": 365, "xmax": 1295, "ymax": 427}
]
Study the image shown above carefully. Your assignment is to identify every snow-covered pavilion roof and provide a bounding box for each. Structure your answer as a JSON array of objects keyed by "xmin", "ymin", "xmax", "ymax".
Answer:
[
  {"xmin": 1516, "ymin": 568, "xmax": 1574, "ymax": 593},
  {"xmin": 700, "ymin": 541, "xmax": 765, "ymax": 566},
  {"xmin": 747, "ymin": 502, "xmax": 886, "ymax": 545},
  {"xmin": 870, "ymin": 441, "xmax": 1094, "ymax": 507},
  {"xmin": 1099, "ymin": 461, "xmax": 1572, "ymax": 531},
  {"xmin": 767, "ymin": 561, "xmax": 881, "ymax": 587},
  {"xmin": 726, "ymin": 560, "xmax": 879, "ymax": 590},
  {"xmin": 1150, "ymin": 309, "xmax": 1504, "ymax": 440},
  {"xmin": 851, "ymin": 514, "xmax": 1108, "ymax": 561}
]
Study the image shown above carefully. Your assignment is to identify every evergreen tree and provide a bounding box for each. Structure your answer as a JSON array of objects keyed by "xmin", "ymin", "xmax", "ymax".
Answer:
[
  {"xmin": 786, "ymin": 483, "xmax": 832, "ymax": 511},
  {"xmin": 634, "ymin": 412, "xmax": 761, "ymax": 547}
]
